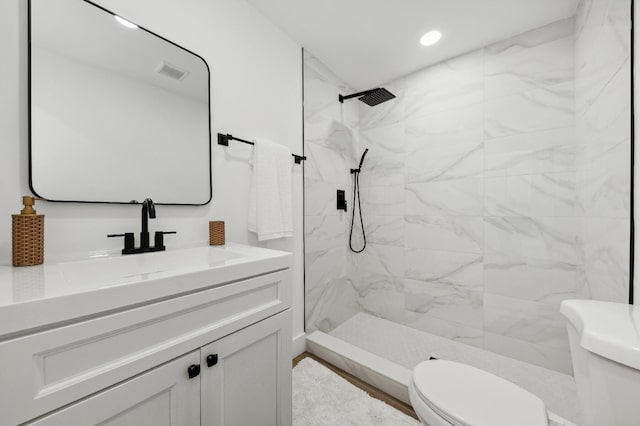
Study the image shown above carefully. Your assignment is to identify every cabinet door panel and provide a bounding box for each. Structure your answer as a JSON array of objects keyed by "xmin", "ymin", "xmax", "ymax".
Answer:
[
  {"xmin": 27, "ymin": 351, "xmax": 200, "ymax": 426},
  {"xmin": 202, "ymin": 311, "xmax": 292, "ymax": 426}
]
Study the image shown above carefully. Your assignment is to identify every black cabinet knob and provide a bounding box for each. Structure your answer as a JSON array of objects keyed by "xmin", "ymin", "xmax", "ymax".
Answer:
[
  {"xmin": 187, "ymin": 364, "xmax": 201, "ymax": 379},
  {"xmin": 206, "ymin": 354, "xmax": 218, "ymax": 367}
]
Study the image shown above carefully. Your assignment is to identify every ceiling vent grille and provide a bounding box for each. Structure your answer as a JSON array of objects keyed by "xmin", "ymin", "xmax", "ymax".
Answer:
[{"xmin": 156, "ymin": 61, "xmax": 188, "ymax": 81}]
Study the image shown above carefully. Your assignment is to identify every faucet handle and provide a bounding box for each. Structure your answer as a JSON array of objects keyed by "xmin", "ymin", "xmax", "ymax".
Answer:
[
  {"xmin": 108, "ymin": 233, "xmax": 135, "ymax": 252},
  {"xmin": 154, "ymin": 231, "xmax": 176, "ymax": 251}
]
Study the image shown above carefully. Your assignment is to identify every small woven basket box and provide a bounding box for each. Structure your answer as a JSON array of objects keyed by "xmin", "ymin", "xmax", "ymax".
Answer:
[{"xmin": 209, "ymin": 221, "xmax": 225, "ymax": 246}]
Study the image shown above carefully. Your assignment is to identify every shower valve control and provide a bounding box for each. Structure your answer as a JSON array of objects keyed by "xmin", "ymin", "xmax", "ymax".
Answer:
[{"xmin": 337, "ymin": 189, "xmax": 347, "ymax": 212}]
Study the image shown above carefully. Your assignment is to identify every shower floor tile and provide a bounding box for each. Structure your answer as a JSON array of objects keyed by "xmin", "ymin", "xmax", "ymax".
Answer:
[{"xmin": 329, "ymin": 312, "xmax": 581, "ymax": 424}]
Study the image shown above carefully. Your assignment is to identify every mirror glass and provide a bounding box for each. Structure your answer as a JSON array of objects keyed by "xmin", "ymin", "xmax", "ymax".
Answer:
[{"xmin": 29, "ymin": 0, "xmax": 212, "ymax": 205}]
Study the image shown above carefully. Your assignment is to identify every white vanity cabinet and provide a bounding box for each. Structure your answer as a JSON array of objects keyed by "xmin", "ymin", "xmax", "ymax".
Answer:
[
  {"xmin": 0, "ymin": 244, "xmax": 293, "ymax": 426},
  {"xmin": 27, "ymin": 311, "xmax": 291, "ymax": 426}
]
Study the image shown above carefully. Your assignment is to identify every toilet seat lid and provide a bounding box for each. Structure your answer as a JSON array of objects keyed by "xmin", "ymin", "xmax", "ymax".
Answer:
[{"xmin": 412, "ymin": 360, "xmax": 547, "ymax": 426}]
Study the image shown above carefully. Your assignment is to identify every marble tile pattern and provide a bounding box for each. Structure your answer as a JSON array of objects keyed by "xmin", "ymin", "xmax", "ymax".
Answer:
[
  {"xmin": 348, "ymin": 13, "xmax": 628, "ymax": 375},
  {"xmin": 575, "ymin": 0, "xmax": 632, "ymax": 303},
  {"xmin": 303, "ymin": 51, "xmax": 360, "ymax": 333},
  {"xmin": 305, "ymin": 4, "xmax": 631, "ymax": 376}
]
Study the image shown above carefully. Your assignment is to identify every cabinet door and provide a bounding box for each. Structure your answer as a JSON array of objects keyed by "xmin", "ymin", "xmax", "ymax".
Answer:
[
  {"xmin": 27, "ymin": 351, "xmax": 201, "ymax": 426},
  {"xmin": 201, "ymin": 310, "xmax": 292, "ymax": 426}
]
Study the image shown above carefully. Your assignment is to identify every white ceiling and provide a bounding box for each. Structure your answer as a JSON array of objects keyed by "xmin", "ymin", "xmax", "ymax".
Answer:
[{"xmin": 246, "ymin": 0, "xmax": 579, "ymax": 90}]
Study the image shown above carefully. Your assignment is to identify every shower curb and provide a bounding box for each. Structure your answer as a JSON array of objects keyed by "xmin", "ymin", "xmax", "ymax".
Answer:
[{"xmin": 306, "ymin": 330, "xmax": 413, "ymax": 404}]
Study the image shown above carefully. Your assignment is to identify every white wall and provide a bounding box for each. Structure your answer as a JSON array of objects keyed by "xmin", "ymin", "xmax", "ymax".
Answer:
[{"xmin": 0, "ymin": 0, "xmax": 305, "ymax": 343}]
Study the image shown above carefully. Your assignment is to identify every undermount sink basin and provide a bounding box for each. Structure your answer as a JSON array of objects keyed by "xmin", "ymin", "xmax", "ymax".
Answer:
[{"xmin": 58, "ymin": 245, "xmax": 245, "ymax": 287}]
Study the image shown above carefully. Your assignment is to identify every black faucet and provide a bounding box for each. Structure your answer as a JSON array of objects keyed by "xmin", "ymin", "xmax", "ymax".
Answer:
[
  {"xmin": 108, "ymin": 198, "xmax": 176, "ymax": 255},
  {"xmin": 140, "ymin": 198, "xmax": 156, "ymax": 249}
]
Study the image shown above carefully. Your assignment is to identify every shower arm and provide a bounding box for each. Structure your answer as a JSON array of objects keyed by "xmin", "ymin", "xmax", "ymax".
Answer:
[{"xmin": 339, "ymin": 89, "xmax": 379, "ymax": 103}]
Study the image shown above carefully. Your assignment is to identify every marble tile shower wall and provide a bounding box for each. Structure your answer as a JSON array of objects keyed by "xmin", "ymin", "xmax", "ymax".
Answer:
[
  {"xmin": 353, "ymin": 13, "xmax": 630, "ymax": 375},
  {"xmin": 303, "ymin": 51, "xmax": 361, "ymax": 333},
  {"xmin": 575, "ymin": 0, "xmax": 631, "ymax": 304}
]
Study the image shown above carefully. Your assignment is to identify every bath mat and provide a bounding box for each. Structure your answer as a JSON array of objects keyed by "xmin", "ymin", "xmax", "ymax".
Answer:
[{"xmin": 293, "ymin": 358, "xmax": 420, "ymax": 426}]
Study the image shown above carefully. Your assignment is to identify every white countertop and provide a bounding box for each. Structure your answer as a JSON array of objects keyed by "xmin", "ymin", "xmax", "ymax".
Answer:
[{"xmin": 0, "ymin": 242, "xmax": 292, "ymax": 339}]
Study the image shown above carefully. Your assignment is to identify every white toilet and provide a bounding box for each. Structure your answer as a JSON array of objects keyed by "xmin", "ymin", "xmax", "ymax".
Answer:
[
  {"xmin": 408, "ymin": 359, "xmax": 549, "ymax": 426},
  {"xmin": 561, "ymin": 299, "xmax": 640, "ymax": 426}
]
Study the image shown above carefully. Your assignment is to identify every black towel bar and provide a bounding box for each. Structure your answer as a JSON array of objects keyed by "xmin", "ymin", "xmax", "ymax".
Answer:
[{"xmin": 217, "ymin": 133, "xmax": 306, "ymax": 164}]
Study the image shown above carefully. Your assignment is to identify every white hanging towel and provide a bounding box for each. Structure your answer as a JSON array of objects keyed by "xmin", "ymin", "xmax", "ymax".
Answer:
[{"xmin": 248, "ymin": 138, "xmax": 293, "ymax": 241}]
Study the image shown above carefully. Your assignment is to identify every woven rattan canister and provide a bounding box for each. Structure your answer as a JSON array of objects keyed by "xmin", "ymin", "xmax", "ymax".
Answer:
[
  {"xmin": 209, "ymin": 221, "xmax": 225, "ymax": 246},
  {"xmin": 12, "ymin": 196, "xmax": 44, "ymax": 267}
]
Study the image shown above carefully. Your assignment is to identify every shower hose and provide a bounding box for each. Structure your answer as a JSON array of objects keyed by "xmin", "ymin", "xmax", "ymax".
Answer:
[{"xmin": 349, "ymin": 169, "xmax": 366, "ymax": 253}]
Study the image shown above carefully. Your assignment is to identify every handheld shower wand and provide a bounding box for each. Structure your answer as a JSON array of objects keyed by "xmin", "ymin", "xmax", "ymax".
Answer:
[
  {"xmin": 349, "ymin": 149, "xmax": 369, "ymax": 253},
  {"xmin": 351, "ymin": 148, "xmax": 369, "ymax": 174},
  {"xmin": 358, "ymin": 149, "xmax": 369, "ymax": 170}
]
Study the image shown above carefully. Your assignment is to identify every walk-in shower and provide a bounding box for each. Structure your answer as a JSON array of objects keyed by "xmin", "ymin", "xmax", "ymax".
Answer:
[{"xmin": 303, "ymin": 2, "xmax": 633, "ymax": 421}]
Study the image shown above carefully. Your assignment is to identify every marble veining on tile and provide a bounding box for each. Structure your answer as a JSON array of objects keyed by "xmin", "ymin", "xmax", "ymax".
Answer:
[
  {"xmin": 484, "ymin": 294, "xmax": 570, "ymax": 353},
  {"xmin": 304, "ymin": 1, "xmax": 631, "ymax": 375},
  {"xmin": 405, "ymin": 104, "xmax": 483, "ymax": 183},
  {"xmin": 484, "ymin": 18, "xmax": 575, "ymax": 100},
  {"xmin": 406, "ymin": 179, "xmax": 483, "ymax": 217},
  {"xmin": 304, "ymin": 215, "xmax": 347, "ymax": 252},
  {"xmin": 356, "ymin": 277, "xmax": 406, "ymax": 324},
  {"xmin": 583, "ymin": 218, "xmax": 630, "ymax": 302},
  {"xmin": 484, "ymin": 126, "xmax": 578, "ymax": 177},
  {"xmin": 405, "ymin": 215, "xmax": 483, "ymax": 254},
  {"xmin": 363, "ymin": 216, "xmax": 404, "ymax": 247},
  {"xmin": 484, "ymin": 173, "xmax": 582, "ymax": 217},
  {"xmin": 360, "ymin": 185, "xmax": 405, "ymax": 216},
  {"xmin": 403, "ymin": 312, "xmax": 484, "ymax": 349},
  {"xmin": 484, "ymin": 216, "xmax": 583, "ymax": 263},
  {"xmin": 404, "ymin": 248, "xmax": 482, "ymax": 290},
  {"xmin": 306, "ymin": 277, "xmax": 359, "ymax": 333},
  {"xmin": 404, "ymin": 279, "xmax": 484, "ymax": 328},
  {"xmin": 484, "ymin": 254, "xmax": 588, "ymax": 305},
  {"xmin": 404, "ymin": 50, "xmax": 484, "ymax": 120},
  {"xmin": 484, "ymin": 82, "xmax": 575, "ymax": 139}
]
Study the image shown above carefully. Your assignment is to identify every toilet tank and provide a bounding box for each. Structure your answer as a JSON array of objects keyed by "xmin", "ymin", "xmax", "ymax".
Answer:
[{"xmin": 561, "ymin": 300, "xmax": 640, "ymax": 426}]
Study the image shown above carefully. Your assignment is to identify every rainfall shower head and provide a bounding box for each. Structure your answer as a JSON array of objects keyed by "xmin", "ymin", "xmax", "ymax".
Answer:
[{"xmin": 339, "ymin": 88, "xmax": 396, "ymax": 107}]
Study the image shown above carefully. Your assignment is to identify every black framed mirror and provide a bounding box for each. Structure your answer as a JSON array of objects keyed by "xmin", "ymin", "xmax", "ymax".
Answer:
[{"xmin": 29, "ymin": 0, "xmax": 212, "ymax": 205}]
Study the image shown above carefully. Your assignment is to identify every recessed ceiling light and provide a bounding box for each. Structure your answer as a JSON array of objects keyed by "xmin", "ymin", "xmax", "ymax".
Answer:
[
  {"xmin": 420, "ymin": 30, "xmax": 442, "ymax": 46},
  {"xmin": 114, "ymin": 15, "xmax": 138, "ymax": 29}
]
